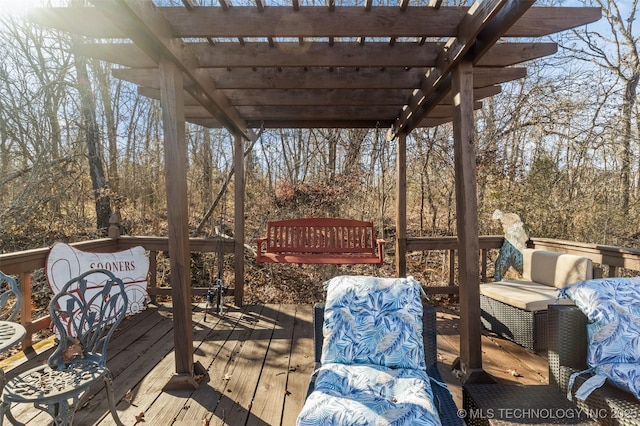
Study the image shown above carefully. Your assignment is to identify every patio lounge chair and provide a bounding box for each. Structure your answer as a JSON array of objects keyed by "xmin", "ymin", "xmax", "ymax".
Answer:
[
  {"xmin": 297, "ymin": 275, "xmax": 460, "ymax": 426},
  {"xmin": 0, "ymin": 269, "xmax": 128, "ymax": 425}
]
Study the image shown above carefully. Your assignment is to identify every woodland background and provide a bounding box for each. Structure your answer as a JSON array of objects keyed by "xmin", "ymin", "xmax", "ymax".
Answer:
[{"xmin": 0, "ymin": 0, "xmax": 639, "ymax": 303}]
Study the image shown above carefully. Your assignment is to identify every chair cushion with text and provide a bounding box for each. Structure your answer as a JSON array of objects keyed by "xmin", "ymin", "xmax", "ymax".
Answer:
[
  {"xmin": 321, "ymin": 275, "xmax": 425, "ymax": 370},
  {"xmin": 46, "ymin": 242, "xmax": 149, "ymax": 317}
]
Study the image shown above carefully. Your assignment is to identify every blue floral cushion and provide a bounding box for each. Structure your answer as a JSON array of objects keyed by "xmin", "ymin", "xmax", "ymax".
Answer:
[
  {"xmin": 321, "ymin": 275, "xmax": 426, "ymax": 370},
  {"xmin": 296, "ymin": 363, "xmax": 442, "ymax": 426},
  {"xmin": 562, "ymin": 277, "xmax": 640, "ymax": 399}
]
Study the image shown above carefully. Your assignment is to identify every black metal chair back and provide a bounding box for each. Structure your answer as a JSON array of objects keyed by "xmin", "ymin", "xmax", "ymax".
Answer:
[{"xmin": 48, "ymin": 269, "xmax": 128, "ymax": 369}]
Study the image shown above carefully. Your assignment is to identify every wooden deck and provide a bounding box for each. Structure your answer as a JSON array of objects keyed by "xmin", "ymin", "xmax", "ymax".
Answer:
[{"xmin": 1, "ymin": 303, "xmax": 551, "ymax": 425}]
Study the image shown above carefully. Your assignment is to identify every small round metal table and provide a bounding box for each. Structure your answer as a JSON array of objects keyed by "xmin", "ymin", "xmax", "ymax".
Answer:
[
  {"xmin": 0, "ymin": 321, "xmax": 26, "ymax": 353},
  {"xmin": 0, "ymin": 321, "xmax": 27, "ymax": 391}
]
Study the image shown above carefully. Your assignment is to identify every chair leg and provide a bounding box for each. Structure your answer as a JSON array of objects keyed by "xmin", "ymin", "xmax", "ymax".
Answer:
[
  {"xmin": 34, "ymin": 401, "xmax": 74, "ymax": 426},
  {"xmin": 104, "ymin": 373, "xmax": 124, "ymax": 426}
]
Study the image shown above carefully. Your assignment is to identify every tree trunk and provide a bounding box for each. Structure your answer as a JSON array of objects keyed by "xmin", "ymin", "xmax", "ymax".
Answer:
[{"xmin": 71, "ymin": 27, "xmax": 110, "ymax": 231}]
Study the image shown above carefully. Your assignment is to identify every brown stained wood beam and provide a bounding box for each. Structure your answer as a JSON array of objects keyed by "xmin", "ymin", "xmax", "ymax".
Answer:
[
  {"xmin": 476, "ymin": 42, "xmax": 556, "ymax": 67},
  {"xmin": 452, "ymin": 57, "xmax": 486, "ymax": 383},
  {"xmin": 114, "ymin": 67, "xmax": 525, "ymax": 90},
  {"xmin": 428, "ymin": 0, "xmax": 443, "ymax": 8},
  {"xmin": 395, "ymin": 0, "xmax": 510, "ymax": 135},
  {"xmin": 181, "ymin": 0, "xmax": 196, "ymax": 10},
  {"xmin": 89, "ymin": 0, "xmax": 252, "ymax": 140},
  {"xmin": 114, "ymin": 67, "xmax": 428, "ymax": 89},
  {"xmin": 222, "ymin": 89, "xmax": 412, "ymax": 106},
  {"xmin": 29, "ymin": 6, "xmax": 601, "ymax": 40},
  {"xmin": 84, "ymin": 41, "xmax": 547, "ymax": 69},
  {"xmin": 140, "ymin": 86, "xmax": 411, "ymax": 106},
  {"xmin": 184, "ymin": 103, "xmax": 479, "ymax": 120},
  {"xmin": 185, "ymin": 105, "xmax": 407, "ymax": 120},
  {"xmin": 189, "ymin": 117, "xmax": 452, "ymax": 129},
  {"xmin": 139, "ymin": 84, "xmax": 498, "ymax": 109},
  {"xmin": 163, "ymin": 6, "xmax": 463, "ymax": 38},
  {"xmin": 191, "ymin": 42, "xmax": 441, "ymax": 68},
  {"xmin": 158, "ymin": 58, "xmax": 197, "ymax": 387},
  {"xmin": 396, "ymin": 0, "xmax": 538, "ymax": 136},
  {"xmin": 189, "ymin": 118, "xmax": 394, "ymax": 128},
  {"xmin": 162, "ymin": 6, "xmax": 601, "ymax": 38},
  {"xmin": 396, "ymin": 132, "xmax": 408, "ymax": 277}
]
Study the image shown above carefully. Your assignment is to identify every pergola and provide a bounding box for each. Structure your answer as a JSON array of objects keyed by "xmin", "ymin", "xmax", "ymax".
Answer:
[{"xmin": 31, "ymin": 0, "xmax": 600, "ymax": 389}]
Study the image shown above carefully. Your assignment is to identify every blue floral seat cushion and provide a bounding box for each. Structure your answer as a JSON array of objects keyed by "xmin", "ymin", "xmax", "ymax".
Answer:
[
  {"xmin": 562, "ymin": 277, "xmax": 640, "ymax": 400},
  {"xmin": 321, "ymin": 275, "xmax": 426, "ymax": 370},
  {"xmin": 296, "ymin": 363, "xmax": 442, "ymax": 426}
]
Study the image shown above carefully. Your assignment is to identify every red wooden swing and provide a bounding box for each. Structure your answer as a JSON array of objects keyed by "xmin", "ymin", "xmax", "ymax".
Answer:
[{"xmin": 255, "ymin": 217, "xmax": 385, "ymax": 266}]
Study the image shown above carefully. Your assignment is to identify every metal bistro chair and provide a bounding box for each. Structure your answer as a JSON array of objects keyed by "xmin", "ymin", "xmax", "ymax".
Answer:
[{"xmin": 0, "ymin": 269, "xmax": 127, "ymax": 425}]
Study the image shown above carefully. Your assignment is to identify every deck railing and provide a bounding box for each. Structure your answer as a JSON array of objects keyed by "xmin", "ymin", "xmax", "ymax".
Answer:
[
  {"xmin": 0, "ymin": 235, "xmax": 233, "ymax": 347},
  {"xmin": 1, "ymin": 233, "xmax": 640, "ymax": 348}
]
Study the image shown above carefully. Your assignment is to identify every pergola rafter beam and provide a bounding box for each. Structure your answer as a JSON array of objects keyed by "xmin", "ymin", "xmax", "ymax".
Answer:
[
  {"xmin": 115, "ymin": 66, "xmax": 525, "ymax": 91},
  {"xmin": 78, "ymin": 41, "xmax": 555, "ymax": 69},
  {"xmin": 394, "ymin": 0, "xmax": 537, "ymax": 136},
  {"xmin": 28, "ymin": 6, "xmax": 601, "ymax": 40}
]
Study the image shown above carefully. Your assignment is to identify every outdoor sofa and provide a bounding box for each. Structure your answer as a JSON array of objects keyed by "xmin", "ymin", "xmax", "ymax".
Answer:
[{"xmin": 480, "ymin": 248, "xmax": 592, "ymax": 351}]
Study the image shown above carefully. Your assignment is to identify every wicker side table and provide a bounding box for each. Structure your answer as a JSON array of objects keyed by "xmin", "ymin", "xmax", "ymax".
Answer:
[{"xmin": 463, "ymin": 384, "xmax": 596, "ymax": 426}]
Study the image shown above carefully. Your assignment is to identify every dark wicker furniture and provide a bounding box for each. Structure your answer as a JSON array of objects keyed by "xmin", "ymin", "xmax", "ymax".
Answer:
[
  {"xmin": 480, "ymin": 294, "xmax": 549, "ymax": 351},
  {"xmin": 463, "ymin": 383, "xmax": 595, "ymax": 425},
  {"xmin": 309, "ymin": 303, "xmax": 462, "ymax": 426},
  {"xmin": 548, "ymin": 304, "xmax": 640, "ymax": 426}
]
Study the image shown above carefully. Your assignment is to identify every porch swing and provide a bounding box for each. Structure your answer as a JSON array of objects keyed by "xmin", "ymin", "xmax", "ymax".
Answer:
[
  {"xmin": 255, "ymin": 217, "xmax": 386, "ymax": 266},
  {"xmin": 255, "ymin": 126, "xmax": 386, "ymax": 266}
]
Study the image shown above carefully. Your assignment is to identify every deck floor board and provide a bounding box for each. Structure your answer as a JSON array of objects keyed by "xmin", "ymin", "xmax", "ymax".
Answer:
[{"xmin": 1, "ymin": 303, "xmax": 551, "ymax": 425}]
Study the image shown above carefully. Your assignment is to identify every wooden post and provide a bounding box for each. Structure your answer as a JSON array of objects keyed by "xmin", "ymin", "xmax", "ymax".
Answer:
[
  {"xmin": 19, "ymin": 272, "xmax": 32, "ymax": 348},
  {"xmin": 449, "ymin": 249, "xmax": 456, "ymax": 286},
  {"xmin": 159, "ymin": 59, "xmax": 198, "ymax": 390},
  {"xmin": 234, "ymin": 132, "xmax": 245, "ymax": 306},
  {"xmin": 452, "ymin": 58, "xmax": 491, "ymax": 383},
  {"xmin": 108, "ymin": 213, "xmax": 121, "ymax": 238},
  {"xmin": 395, "ymin": 132, "xmax": 407, "ymax": 277}
]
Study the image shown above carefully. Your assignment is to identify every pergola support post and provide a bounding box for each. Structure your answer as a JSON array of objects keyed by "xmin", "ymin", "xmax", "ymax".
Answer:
[
  {"xmin": 396, "ymin": 132, "xmax": 407, "ymax": 277},
  {"xmin": 452, "ymin": 57, "xmax": 493, "ymax": 384},
  {"xmin": 234, "ymin": 132, "xmax": 245, "ymax": 306},
  {"xmin": 159, "ymin": 59, "xmax": 204, "ymax": 391}
]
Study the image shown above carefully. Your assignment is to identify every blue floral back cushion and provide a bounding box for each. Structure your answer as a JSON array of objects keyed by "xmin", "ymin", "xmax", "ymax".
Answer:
[
  {"xmin": 321, "ymin": 275, "xmax": 426, "ymax": 370},
  {"xmin": 564, "ymin": 277, "xmax": 640, "ymax": 398},
  {"xmin": 296, "ymin": 363, "xmax": 442, "ymax": 426}
]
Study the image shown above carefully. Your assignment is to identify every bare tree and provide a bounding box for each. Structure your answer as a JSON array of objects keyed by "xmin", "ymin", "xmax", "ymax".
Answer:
[{"xmin": 563, "ymin": 0, "xmax": 640, "ymax": 213}]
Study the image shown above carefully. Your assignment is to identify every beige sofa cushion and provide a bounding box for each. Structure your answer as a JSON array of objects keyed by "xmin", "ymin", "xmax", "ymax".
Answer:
[
  {"xmin": 522, "ymin": 248, "xmax": 593, "ymax": 288},
  {"xmin": 480, "ymin": 280, "xmax": 575, "ymax": 312}
]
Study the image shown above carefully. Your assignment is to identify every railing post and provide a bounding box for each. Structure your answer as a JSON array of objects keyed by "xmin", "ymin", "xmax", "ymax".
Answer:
[
  {"xmin": 19, "ymin": 272, "xmax": 32, "ymax": 348},
  {"xmin": 149, "ymin": 250, "xmax": 158, "ymax": 304},
  {"xmin": 108, "ymin": 213, "xmax": 121, "ymax": 238},
  {"xmin": 449, "ymin": 249, "xmax": 456, "ymax": 286},
  {"xmin": 481, "ymin": 248, "xmax": 488, "ymax": 282}
]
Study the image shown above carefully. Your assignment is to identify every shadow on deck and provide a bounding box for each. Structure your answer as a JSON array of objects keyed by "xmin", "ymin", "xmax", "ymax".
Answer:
[{"xmin": 1, "ymin": 303, "xmax": 551, "ymax": 425}]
